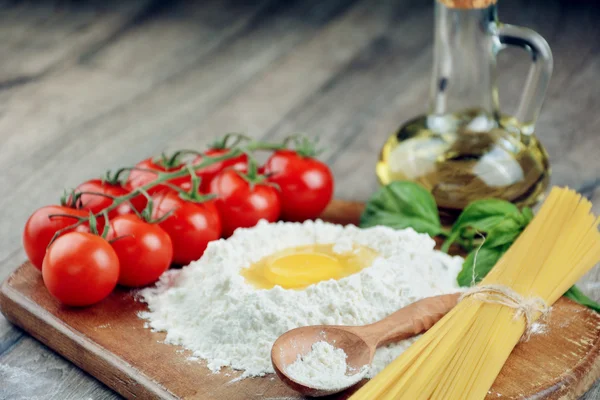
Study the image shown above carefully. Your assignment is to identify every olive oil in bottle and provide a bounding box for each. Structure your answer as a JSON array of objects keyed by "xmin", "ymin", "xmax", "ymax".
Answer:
[
  {"xmin": 376, "ymin": 109, "xmax": 550, "ymax": 215},
  {"xmin": 378, "ymin": 0, "xmax": 553, "ymax": 216}
]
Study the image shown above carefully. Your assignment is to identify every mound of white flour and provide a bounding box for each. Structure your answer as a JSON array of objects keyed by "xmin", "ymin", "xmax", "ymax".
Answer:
[
  {"xmin": 285, "ymin": 341, "xmax": 369, "ymax": 390},
  {"xmin": 138, "ymin": 220, "xmax": 463, "ymax": 378}
]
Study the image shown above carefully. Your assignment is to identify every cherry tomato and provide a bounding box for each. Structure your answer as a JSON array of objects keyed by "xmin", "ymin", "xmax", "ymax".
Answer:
[
  {"xmin": 263, "ymin": 150, "xmax": 333, "ymax": 221},
  {"xmin": 126, "ymin": 157, "xmax": 192, "ymax": 195},
  {"xmin": 71, "ymin": 179, "xmax": 146, "ymax": 217},
  {"xmin": 151, "ymin": 191, "xmax": 222, "ymax": 265},
  {"xmin": 23, "ymin": 206, "xmax": 90, "ymax": 270},
  {"xmin": 42, "ymin": 232, "xmax": 119, "ymax": 306},
  {"xmin": 109, "ymin": 215, "xmax": 173, "ymax": 287},
  {"xmin": 193, "ymin": 149, "xmax": 248, "ymax": 192},
  {"xmin": 210, "ymin": 169, "xmax": 280, "ymax": 237}
]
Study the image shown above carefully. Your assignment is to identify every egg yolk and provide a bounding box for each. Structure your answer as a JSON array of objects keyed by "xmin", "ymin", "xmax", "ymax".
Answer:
[{"xmin": 241, "ymin": 244, "xmax": 379, "ymax": 289}]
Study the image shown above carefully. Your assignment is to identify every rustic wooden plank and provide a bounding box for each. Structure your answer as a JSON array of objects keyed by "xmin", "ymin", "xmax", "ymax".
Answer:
[
  {"xmin": 583, "ymin": 384, "xmax": 600, "ymax": 400},
  {"xmin": 0, "ymin": 0, "xmax": 280, "ymax": 176},
  {"xmin": 0, "ymin": 0, "xmax": 599, "ymax": 398},
  {"xmin": 0, "ymin": 0, "xmax": 152, "ymax": 84},
  {"xmin": 0, "ymin": 337, "xmax": 120, "ymax": 400},
  {"xmin": 0, "ymin": 0, "xmax": 355, "ymax": 272},
  {"xmin": 0, "ymin": 253, "xmax": 27, "ymax": 352},
  {"xmin": 77, "ymin": 0, "xmax": 279, "ymax": 79},
  {"xmin": 580, "ymin": 187, "xmax": 600, "ymax": 309},
  {"xmin": 0, "ymin": 312, "xmax": 22, "ymax": 355},
  {"xmin": 164, "ymin": 0, "xmax": 422, "ymax": 150}
]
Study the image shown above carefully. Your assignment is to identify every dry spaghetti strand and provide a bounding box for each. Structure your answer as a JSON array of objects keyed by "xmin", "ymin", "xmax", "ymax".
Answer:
[{"xmin": 351, "ymin": 187, "xmax": 600, "ymax": 400}]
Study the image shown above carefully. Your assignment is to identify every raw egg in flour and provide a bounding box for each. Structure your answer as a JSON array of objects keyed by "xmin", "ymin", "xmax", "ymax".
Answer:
[{"xmin": 241, "ymin": 244, "xmax": 379, "ymax": 289}]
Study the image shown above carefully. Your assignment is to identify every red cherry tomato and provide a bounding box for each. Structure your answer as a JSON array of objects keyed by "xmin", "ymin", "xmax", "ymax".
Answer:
[
  {"xmin": 151, "ymin": 191, "xmax": 222, "ymax": 265},
  {"xmin": 42, "ymin": 232, "xmax": 119, "ymax": 306},
  {"xmin": 71, "ymin": 179, "xmax": 146, "ymax": 217},
  {"xmin": 210, "ymin": 169, "xmax": 281, "ymax": 237},
  {"xmin": 193, "ymin": 149, "xmax": 248, "ymax": 192},
  {"xmin": 23, "ymin": 206, "xmax": 90, "ymax": 270},
  {"xmin": 108, "ymin": 215, "xmax": 173, "ymax": 287},
  {"xmin": 126, "ymin": 157, "xmax": 192, "ymax": 195},
  {"xmin": 263, "ymin": 150, "xmax": 333, "ymax": 221}
]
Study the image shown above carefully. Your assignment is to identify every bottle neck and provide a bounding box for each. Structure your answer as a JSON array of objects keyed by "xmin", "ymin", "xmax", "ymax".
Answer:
[{"xmin": 428, "ymin": 1, "xmax": 500, "ymax": 130}]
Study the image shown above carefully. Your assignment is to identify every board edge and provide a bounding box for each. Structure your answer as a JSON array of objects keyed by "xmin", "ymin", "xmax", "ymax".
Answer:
[
  {"xmin": 0, "ymin": 270, "xmax": 177, "ymax": 400},
  {"xmin": 2, "ymin": 199, "xmax": 600, "ymax": 399}
]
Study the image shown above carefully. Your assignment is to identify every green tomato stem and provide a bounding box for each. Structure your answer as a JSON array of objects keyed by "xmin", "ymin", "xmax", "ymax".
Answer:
[{"xmin": 47, "ymin": 139, "xmax": 287, "ymax": 246}]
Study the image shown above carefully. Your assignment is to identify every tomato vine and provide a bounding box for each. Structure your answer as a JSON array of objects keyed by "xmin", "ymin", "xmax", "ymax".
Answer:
[{"xmin": 49, "ymin": 137, "xmax": 289, "ymax": 246}]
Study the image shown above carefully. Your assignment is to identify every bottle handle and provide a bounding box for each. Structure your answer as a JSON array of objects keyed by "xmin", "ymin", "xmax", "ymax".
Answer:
[{"xmin": 494, "ymin": 24, "xmax": 553, "ymax": 133}]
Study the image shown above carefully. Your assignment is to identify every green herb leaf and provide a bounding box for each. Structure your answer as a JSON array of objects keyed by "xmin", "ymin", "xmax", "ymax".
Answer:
[
  {"xmin": 452, "ymin": 199, "xmax": 520, "ymax": 233},
  {"xmin": 360, "ymin": 181, "xmax": 599, "ymax": 313},
  {"xmin": 522, "ymin": 207, "xmax": 534, "ymax": 224},
  {"xmin": 482, "ymin": 219, "xmax": 523, "ymax": 248},
  {"xmin": 443, "ymin": 199, "xmax": 523, "ymax": 251},
  {"xmin": 564, "ymin": 286, "xmax": 600, "ymax": 312},
  {"xmin": 440, "ymin": 230, "xmax": 461, "ymax": 253},
  {"xmin": 457, "ymin": 246, "xmax": 507, "ymax": 287},
  {"xmin": 360, "ymin": 181, "xmax": 442, "ymax": 237}
]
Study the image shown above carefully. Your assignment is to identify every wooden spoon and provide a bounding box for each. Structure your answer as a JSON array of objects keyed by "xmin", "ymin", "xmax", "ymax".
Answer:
[{"xmin": 271, "ymin": 293, "xmax": 460, "ymax": 397}]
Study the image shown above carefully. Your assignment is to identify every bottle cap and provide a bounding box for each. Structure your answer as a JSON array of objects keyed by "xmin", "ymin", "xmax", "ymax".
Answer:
[{"xmin": 439, "ymin": 0, "xmax": 496, "ymax": 8}]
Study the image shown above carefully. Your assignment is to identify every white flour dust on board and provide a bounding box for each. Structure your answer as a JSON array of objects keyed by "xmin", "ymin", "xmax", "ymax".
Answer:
[
  {"xmin": 529, "ymin": 321, "xmax": 548, "ymax": 335},
  {"xmin": 138, "ymin": 220, "xmax": 463, "ymax": 379}
]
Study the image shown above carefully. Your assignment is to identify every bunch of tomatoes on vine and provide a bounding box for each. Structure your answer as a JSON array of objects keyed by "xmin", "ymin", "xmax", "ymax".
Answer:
[{"xmin": 23, "ymin": 135, "xmax": 334, "ymax": 307}]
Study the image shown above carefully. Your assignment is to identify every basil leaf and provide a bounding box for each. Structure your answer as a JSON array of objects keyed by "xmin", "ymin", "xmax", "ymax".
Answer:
[
  {"xmin": 564, "ymin": 286, "xmax": 600, "ymax": 312},
  {"xmin": 457, "ymin": 246, "xmax": 507, "ymax": 287},
  {"xmin": 451, "ymin": 199, "xmax": 599, "ymax": 313},
  {"xmin": 483, "ymin": 219, "xmax": 523, "ymax": 248},
  {"xmin": 513, "ymin": 206, "xmax": 534, "ymax": 226},
  {"xmin": 360, "ymin": 181, "xmax": 442, "ymax": 237},
  {"xmin": 443, "ymin": 199, "xmax": 524, "ymax": 251},
  {"xmin": 522, "ymin": 207, "xmax": 534, "ymax": 224},
  {"xmin": 452, "ymin": 199, "xmax": 520, "ymax": 234},
  {"xmin": 440, "ymin": 230, "xmax": 461, "ymax": 253}
]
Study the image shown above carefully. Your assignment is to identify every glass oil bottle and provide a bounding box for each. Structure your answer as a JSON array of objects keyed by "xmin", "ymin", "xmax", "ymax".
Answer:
[{"xmin": 376, "ymin": 0, "xmax": 553, "ymax": 217}]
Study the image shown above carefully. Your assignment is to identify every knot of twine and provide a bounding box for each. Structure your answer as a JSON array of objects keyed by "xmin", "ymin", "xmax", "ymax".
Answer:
[{"xmin": 459, "ymin": 284, "xmax": 551, "ymax": 341}]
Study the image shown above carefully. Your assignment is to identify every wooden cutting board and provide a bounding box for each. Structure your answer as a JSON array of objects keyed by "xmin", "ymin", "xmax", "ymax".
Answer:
[{"xmin": 1, "ymin": 200, "xmax": 600, "ymax": 400}]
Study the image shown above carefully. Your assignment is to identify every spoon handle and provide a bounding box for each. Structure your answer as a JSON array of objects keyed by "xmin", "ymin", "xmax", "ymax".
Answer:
[{"xmin": 363, "ymin": 293, "xmax": 460, "ymax": 348}]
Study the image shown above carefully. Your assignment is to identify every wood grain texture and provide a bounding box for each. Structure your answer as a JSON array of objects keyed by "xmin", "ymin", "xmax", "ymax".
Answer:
[
  {"xmin": 1, "ymin": 200, "xmax": 600, "ymax": 400},
  {"xmin": 0, "ymin": 0, "xmax": 599, "ymax": 398}
]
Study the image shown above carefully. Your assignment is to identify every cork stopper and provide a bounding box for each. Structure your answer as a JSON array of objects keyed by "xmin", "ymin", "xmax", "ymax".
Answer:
[{"xmin": 438, "ymin": 0, "xmax": 497, "ymax": 8}]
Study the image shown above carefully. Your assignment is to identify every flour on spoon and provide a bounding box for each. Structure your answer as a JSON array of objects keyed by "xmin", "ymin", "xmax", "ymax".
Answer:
[{"xmin": 285, "ymin": 341, "xmax": 369, "ymax": 390}]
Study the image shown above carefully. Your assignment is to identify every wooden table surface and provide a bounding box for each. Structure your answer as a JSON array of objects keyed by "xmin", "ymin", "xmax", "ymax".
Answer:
[{"xmin": 0, "ymin": 0, "xmax": 598, "ymax": 398}]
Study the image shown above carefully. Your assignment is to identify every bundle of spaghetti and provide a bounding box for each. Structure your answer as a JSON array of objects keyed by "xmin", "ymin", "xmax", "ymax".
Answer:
[{"xmin": 351, "ymin": 187, "xmax": 600, "ymax": 400}]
